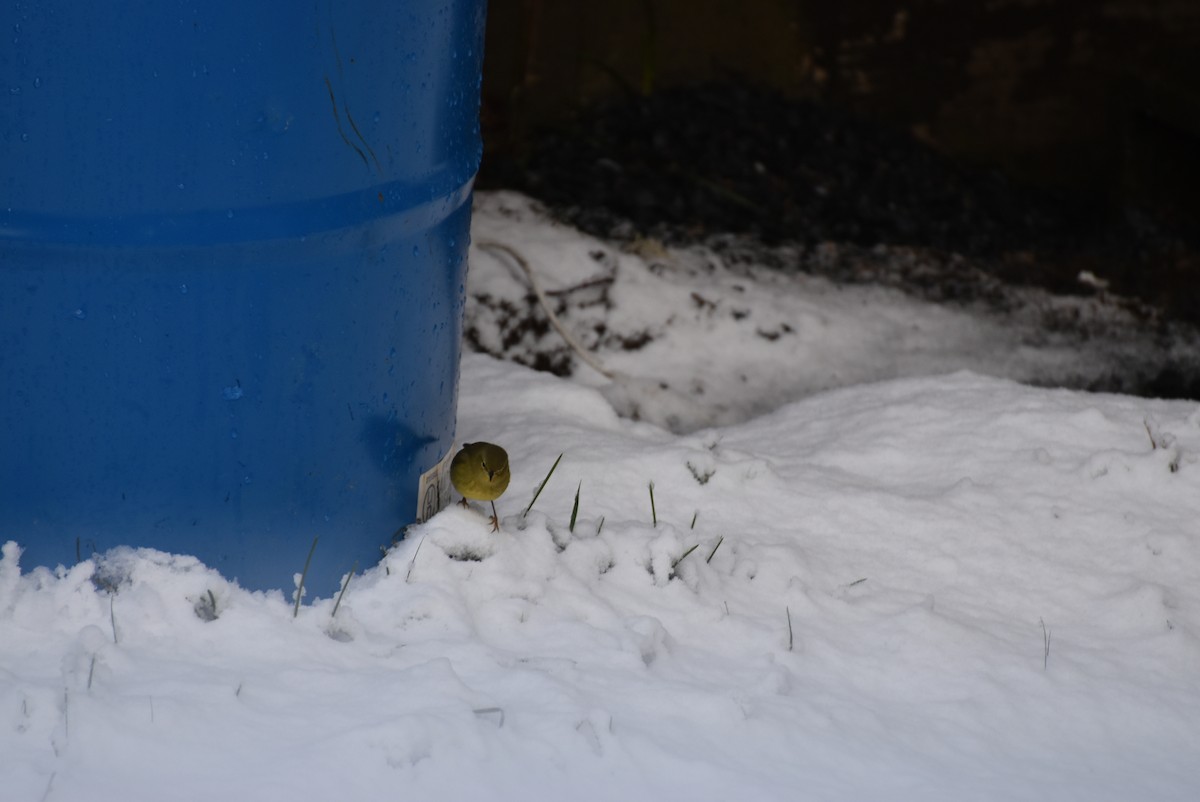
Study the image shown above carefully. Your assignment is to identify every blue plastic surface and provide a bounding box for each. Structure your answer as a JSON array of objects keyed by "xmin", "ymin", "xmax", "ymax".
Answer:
[{"xmin": 1, "ymin": 1, "xmax": 487, "ymax": 592}]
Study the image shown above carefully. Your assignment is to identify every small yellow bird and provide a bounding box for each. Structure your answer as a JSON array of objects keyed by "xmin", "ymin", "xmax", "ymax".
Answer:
[{"xmin": 450, "ymin": 441, "xmax": 510, "ymax": 532}]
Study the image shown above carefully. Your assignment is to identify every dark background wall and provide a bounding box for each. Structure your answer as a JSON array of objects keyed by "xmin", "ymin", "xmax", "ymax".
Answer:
[{"xmin": 480, "ymin": 0, "xmax": 1200, "ymax": 226}]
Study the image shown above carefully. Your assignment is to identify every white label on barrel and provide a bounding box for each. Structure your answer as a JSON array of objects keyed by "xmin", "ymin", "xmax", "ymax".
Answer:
[{"xmin": 415, "ymin": 448, "xmax": 454, "ymax": 524}]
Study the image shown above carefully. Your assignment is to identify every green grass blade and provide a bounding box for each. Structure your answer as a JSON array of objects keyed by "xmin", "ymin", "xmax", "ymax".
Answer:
[
  {"xmin": 706, "ymin": 535, "xmax": 724, "ymax": 563},
  {"xmin": 671, "ymin": 543, "xmax": 699, "ymax": 570},
  {"xmin": 331, "ymin": 560, "xmax": 358, "ymax": 619},
  {"xmin": 524, "ymin": 453, "xmax": 564, "ymax": 517},
  {"xmin": 293, "ymin": 536, "xmax": 319, "ymax": 619},
  {"xmin": 569, "ymin": 481, "xmax": 581, "ymax": 533}
]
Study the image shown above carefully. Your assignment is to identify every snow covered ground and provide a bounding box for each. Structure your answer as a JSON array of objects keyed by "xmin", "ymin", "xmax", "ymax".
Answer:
[
  {"xmin": 467, "ymin": 193, "xmax": 1200, "ymax": 432},
  {"xmin": 3, "ymin": 192, "xmax": 1199, "ymax": 800}
]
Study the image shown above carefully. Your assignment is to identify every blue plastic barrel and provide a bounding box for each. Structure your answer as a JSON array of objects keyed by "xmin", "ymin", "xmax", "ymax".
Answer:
[{"xmin": 1, "ymin": 1, "xmax": 486, "ymax": 593}]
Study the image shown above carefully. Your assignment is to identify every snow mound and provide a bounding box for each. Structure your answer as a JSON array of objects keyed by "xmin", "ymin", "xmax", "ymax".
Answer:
[{"xmin": 4, "ymin": 355, "xmax": 1199, "ymax": 800}]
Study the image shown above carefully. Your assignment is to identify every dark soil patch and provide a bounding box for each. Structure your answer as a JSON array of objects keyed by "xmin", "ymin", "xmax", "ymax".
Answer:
[{"xmin": 479, "ymin": 82, "xmax": 1200, "ymax": 331}]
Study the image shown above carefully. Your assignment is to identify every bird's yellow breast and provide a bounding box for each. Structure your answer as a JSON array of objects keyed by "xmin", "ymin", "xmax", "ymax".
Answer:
[{"xmin": 450, "ymin": 442, "xmax": 510, "ymax": 501}]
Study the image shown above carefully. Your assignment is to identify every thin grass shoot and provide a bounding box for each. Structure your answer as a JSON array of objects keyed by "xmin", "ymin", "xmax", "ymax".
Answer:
[
  {"xmin": 332, "ymin": 560, "xmax": 358, "ymax": 619},
  {"xmin": 706, "ymin": 536, "xmax": 724, "ymax": 563},
  {"xmin": 569, "ymin": 481, "xmax": 581, "ymax": 533},
  {"xmin": 293, "ymin": 536, "xmax": 319, "ymax": 619},
  {"xmin": 671, "ymin": 543, "xmax": 699, "ymax": 570},
  {"xmin": 524, "ymin": 452, "xmax": 563, "ymax": 517}
]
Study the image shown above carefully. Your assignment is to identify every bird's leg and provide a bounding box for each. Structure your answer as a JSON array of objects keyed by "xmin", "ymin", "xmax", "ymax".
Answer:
[
  {"xmin": 458, "ymin": 497, "xmax": 469, "ymax": 508},
  {"xmin": 489, "ymin": 500, "xmax": 500, "ymax": 532}
]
